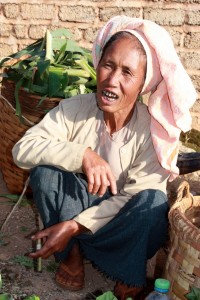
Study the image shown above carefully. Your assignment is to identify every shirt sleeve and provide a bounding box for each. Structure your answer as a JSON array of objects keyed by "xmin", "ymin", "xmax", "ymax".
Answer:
[
  {"xmin": 12, "ymin": 98, "xmax": 88, "ymax": 173},
  {"xmin": 74, "ymin": 195, "xmax": 130, "ymax": 233}
]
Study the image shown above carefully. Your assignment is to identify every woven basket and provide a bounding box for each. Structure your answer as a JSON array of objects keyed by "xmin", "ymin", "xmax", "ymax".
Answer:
[
  {"xmin": 0, "ymin": 80, "xmax": 62, "ymax": 194},
  {"xmin": 164, "ymin": 181, "xmax": 200, "ymax": 300}
]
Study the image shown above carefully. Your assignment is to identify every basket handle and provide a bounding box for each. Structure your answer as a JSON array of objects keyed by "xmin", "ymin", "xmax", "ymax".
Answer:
[
  {"xmin": 169, "ymin": 180, "xmax": 194, "ymax": 213},
  {"xmin": 176, "ymin": 180, "xmax": 191, "ymax": 202},
  {"xmin": 169, "ymin": 181, "xmax": 194, "ymax": 215}
]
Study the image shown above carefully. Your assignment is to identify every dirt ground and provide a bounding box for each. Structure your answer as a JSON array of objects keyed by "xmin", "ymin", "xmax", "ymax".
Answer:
[
  {"xmin": 0, "ymin": 164, "xmax": 199, "ymax": 300},
  {"xmin": 0, "ymin": 170, "xmax": 116, "ymax": 300}
]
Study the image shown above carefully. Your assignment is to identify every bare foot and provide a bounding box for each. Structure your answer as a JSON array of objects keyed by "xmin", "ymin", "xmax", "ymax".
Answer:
[{"xmin": 55, "ymin": 242, "xmax": 84, "ymax": 291}]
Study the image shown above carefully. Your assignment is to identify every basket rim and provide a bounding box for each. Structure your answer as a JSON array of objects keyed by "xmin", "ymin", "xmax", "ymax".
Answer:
[
  {"xmin": 169, "ymin": 196, "xmax": 200, "ymax": 244},
  {"xmin": 168, "ymin": 181, "xmax": 200, "ymax": 244},
  {"xmin": 1, "ymin": 78, "xmax": 62, "ymax": 101}
]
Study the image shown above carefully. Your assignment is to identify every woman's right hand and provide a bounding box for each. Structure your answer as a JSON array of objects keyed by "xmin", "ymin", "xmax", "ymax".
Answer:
[
  {"xmin": 82, "ymin": 148, "xmax": 117, "ymax": 197},
  {"xmin": 28, "ymin": 220, "xmax": 87, "ymax": 259}
]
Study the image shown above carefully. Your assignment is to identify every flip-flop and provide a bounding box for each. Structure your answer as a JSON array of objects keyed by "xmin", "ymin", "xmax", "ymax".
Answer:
[
  {"xmin": 55, "ymin": 262, "xmax": 85, "ymax": 291},
  {"xmin": 114, "ymin": 282, "xmax": 144, "ymax": 300}
]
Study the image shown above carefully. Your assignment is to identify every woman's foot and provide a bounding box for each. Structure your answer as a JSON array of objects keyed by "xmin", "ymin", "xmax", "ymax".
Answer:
[
  {"xmin": 114, "ymin": 282, "xmax": 144, "ymax": 300},
  {"xmin": 55, "ymin": 243, "xmax": 84, "ymax": 291}
]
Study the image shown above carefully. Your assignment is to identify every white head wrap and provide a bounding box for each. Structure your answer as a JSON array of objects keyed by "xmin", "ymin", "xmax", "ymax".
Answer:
[{"xmin": 92, "ymin": 16, "xmax": 197, "ymax": 180}]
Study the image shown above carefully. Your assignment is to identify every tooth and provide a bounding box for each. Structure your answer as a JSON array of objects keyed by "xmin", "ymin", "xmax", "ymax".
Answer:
[{"xmin": 103, "ymin": 90, "xmax": 117, "ymax": 99}]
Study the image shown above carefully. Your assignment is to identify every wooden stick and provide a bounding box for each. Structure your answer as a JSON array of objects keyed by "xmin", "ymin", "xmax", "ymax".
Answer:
[{"xmin": 0, "ymin": 176, "xmax": 30, "ymax": 232}]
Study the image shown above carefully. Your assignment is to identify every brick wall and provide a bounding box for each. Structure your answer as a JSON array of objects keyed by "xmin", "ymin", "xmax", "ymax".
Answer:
[{"xmin": 0, "ymin": 0, "xmax": 200, "ymax": 130}]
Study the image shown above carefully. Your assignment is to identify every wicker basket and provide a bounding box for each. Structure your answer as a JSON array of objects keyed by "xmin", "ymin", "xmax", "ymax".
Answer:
[
  {"xmin": 164, "ymin": 181, "xmax": 200, "ymax": 300},
  {"xmin": 0, "ymin": 80, "xmax": 62, "ymax": 194}
]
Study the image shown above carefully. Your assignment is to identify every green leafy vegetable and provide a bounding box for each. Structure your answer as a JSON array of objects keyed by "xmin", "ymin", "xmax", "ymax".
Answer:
[
  {"xmin": 0, "ymin": 28, "xmax": 97, "ymax": 120},
  {"xmin": 24, "ymin": 295, "xmax": 40, "ymax": 300},
  {"xmin": 96, "ymin": 291, "xmax": 118, "ymax": 300},
  {"xmin": 186, "ymin": 286, "xmax": 200, "ymax": 300}
]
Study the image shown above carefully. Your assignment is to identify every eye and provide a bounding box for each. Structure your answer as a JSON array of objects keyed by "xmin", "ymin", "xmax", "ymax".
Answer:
[
  {"xmin": 104, "ymin": 62, "xmax": 112, "ymax": 69},
  {"xmin": 123, "ymin": 69, "xmax": 132, "ymax": 76}
]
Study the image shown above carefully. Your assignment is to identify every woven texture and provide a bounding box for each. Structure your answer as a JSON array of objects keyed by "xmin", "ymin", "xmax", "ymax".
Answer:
[
  {"xmin": 164, "ymin": 181, "xmax": 200, "ymax": 300},
  {"xmin": 0, "ymin": 80, "xmax": 62, "ymax": 194}
]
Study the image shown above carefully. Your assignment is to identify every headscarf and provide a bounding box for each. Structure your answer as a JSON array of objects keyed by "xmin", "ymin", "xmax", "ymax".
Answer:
[{"xmin": 92, "ymin": 15, "xmax": 197, "ymax": 180}]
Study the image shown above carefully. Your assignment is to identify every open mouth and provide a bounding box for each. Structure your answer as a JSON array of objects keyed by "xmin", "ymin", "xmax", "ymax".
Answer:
[{"xmin": 102, "ymin": 90, "xmax": 119, "ymax": 102}]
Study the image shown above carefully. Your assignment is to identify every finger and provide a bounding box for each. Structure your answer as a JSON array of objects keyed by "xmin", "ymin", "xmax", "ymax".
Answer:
[
  {"xmin": 92, "ymin": 172, "xmax": 102, "ymax": 195},
  {"xmin": 31, "ymin": 229, "xmax": 48, "ymax": 241},
  {"xmin": 29, "ymin": 244, "xmax": 53, "ymax": 259},
  {"xmin": 87, "ymin": 173, "xmax": 95, "ymax": 194},
  {"xmin": 107, "ymin": 171, "xmax": 117, "ymax": 195},
  {"xmin": 97, "ymin": 173, "xmax": 109, "ymax": 197}
]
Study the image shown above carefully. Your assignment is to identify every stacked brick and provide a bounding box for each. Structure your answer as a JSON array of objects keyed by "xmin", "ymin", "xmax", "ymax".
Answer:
[{"xmin": 0, "ymin": 0, "xmax": 199, "ymax": 130}]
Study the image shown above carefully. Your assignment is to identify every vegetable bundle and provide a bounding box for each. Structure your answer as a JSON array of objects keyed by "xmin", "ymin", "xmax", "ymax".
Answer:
[{"xmin": 0, "ymin": 28, "xmax": 97, "ymax": 117}]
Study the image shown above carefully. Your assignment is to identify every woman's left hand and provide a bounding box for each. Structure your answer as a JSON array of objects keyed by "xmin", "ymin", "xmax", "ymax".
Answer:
[{"xmin": 28, "ymin": 220, "xmax": 87, "ymax": 259}]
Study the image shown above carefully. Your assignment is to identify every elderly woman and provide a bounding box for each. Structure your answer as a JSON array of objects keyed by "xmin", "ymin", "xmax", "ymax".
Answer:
[{"xmin": 12, "ymin": 16, "xmax": 196, "ymax": 299}]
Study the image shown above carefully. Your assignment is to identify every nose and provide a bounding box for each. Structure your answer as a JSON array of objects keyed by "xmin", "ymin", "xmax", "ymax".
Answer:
[{"xmin": 107, "ymin": 69, "xmax": 120, "ymax": 86}]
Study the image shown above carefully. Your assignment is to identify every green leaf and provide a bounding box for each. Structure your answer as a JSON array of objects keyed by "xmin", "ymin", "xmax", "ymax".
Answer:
[
  {"xmin": 66, "ymin": 39, "xmax": 85, "ymax": 53},
  {"xmin": 35, "ymin": 94, "xmax": 48, "ymax": 108},
  {"xmin": 12, "ymin": 255, "xmax": 34, "ymax": 268},
  {"xmin": 28, "ymin": 84, "xmax": 48, "ymax": 96},
  {"xmin": 14, "ymin": 78, "xmax": 24, "ymax": 118},
  {"xmin": 0, "ymin": 194, "xmax": 25, "ymax": 200},
  {"xmin": 45, "ymin": 30, "xmax": 53, "ymax": 62},
  {"xmin": 0, "ymin": 294, "xmax": 14, "ymax": 300},
  {"xmin": 61, "ymin": 72, "xmax": 69, "ymax": 90},
  {"xmin": 20, "ymin": 226, "xmax": 28, "ymax": 232},
  {"xmin": 52, "ymin": 38, "xmax": 84, "ymax": 54},
  {"xmin": 0, "ymin": 194, "xmax": 29, "ymax": 206},
  {"xmin": 96, "ymin": 291, "xmax": 118, "ymax": 300},
  {"xmin": 48, "ymin": 72, "xmax": 61, "ymax": 97},
  {"xmin": 24, "ymin": 295, "xmax": 40, "ymax": 300},
  {"xmin": 10, "ymin": 39, "xmax": 44, "ymax": 59},
  {"xmin": 75, "ymin": 58, "xmax": 96, "ymax": 80},
  {"xmin": 37, "ymin": 60, "xmax": 50, "ymax": 80},
  {"xmin": 54, "ymin": 42, "xmax": 67, "ymax": 64},
  {"xmin": 51, "ymin": 28, "xmax": 72, "ymax": 39},
  {"xmin": 186, "ymin": 286, "xmax": 200, "ymax": 300}
]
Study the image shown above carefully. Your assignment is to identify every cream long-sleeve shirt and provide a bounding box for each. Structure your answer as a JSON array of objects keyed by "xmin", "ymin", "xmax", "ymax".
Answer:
[{"xmin": 12, "ymin": 93, "xmax": 169, "ymax": 233}]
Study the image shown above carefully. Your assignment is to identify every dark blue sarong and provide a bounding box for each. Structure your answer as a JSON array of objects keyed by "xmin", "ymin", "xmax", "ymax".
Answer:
[{"xmin": 30, "ymin": 165, "xmax": 169, "ymax": 287}]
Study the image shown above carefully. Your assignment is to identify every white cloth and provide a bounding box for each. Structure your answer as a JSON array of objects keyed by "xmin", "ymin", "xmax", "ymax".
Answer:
[{"xmin": 92, "ymin": 15, "xmax": 197, "ymax": 180}]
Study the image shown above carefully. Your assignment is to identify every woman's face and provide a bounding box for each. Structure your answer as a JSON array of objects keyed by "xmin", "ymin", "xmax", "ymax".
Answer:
[{"xmin": 96, "ymin": 37, "xmax": 146, "ymax": 116}]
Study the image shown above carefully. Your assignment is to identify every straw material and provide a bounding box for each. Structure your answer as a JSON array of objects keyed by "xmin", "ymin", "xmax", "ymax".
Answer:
[
  {"xmin": 0, "ymin": 80, "xmax": 62, "ymax": 194},
  {"xmin": 164, "ymin": 181, "xmax": 200, "ymax": 300}
]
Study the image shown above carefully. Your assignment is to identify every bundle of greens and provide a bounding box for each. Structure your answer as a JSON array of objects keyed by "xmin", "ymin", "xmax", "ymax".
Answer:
[{"xmin": 0, "ymin": 28, "xmax": 96, "ymax": 116}]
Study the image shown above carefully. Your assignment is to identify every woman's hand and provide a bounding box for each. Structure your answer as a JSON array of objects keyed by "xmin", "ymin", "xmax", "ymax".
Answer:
[
  {"xmin": 82, "ymin": 148, "xmax": 117, "ymax": 197},
  {"xmin": 28, "ymin": 220, "xmax": 87, "ymax": 259}
]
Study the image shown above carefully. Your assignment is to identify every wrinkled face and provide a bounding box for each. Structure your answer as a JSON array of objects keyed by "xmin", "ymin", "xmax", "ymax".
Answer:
[{"xmin": 96, "ymin": 37, "xmax": 146, "ymax": 115}]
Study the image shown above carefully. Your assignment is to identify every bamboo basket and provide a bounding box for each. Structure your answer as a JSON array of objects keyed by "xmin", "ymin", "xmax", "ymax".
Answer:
[
  {"xmin": 164, "ymin": 181, "xmax": 200, "ymax": 300},
  {"xmin": 0, "ymin": 80, "xmax": 62, "ymax": 194}
]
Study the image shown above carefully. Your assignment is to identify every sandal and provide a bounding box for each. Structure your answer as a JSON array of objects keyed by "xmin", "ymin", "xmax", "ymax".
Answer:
[
  {"xmin": 114, "ymin": 282, "xmax": 144, "ymax": 300},
  {"xmin": 55, "ymin": 262, "xmax": 85, "ymax": 291}
]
